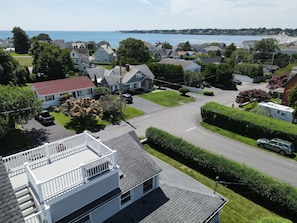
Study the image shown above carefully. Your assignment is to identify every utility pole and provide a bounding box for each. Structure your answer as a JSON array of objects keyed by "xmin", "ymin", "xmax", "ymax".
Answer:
[{"xmin": 119, "ymin": 60, "xmax": 123, "ymax": 118}]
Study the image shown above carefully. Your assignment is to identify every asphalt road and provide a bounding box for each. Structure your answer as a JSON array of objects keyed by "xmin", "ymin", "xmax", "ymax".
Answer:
[
  {"xmin": 23, "ymin": 82, "xmax": 297, "ymax": 187},
  {"xmin": 95, "ymin": 83, "xmax": 297, "ymax": 187}
]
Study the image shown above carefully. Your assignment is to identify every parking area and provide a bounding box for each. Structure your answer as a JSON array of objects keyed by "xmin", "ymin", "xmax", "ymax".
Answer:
[{"xmin": 23, "ymin": 118, "xmax": 75, "ymax": 146}]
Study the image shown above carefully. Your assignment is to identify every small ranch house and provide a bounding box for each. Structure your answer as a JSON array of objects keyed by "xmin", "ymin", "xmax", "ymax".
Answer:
[{"xmin": 31, "ymin": 76, "xmax": 96, "ymax": 108}]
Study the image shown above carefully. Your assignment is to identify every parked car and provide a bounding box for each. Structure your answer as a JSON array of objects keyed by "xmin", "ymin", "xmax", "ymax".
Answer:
[
  {"xmin": 256, "ymin": 138, "xmax": 295, "ymax": 156},
  {"xmin": 35, "ymin": 110, "xmax": 55, "ymax": 125},
  {"xmin": 121, "ymin": 93, "xmax": 133, "ymax": 104}
]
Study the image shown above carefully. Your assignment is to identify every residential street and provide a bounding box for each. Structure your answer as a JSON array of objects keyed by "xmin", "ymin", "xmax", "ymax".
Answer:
[
  {"xmin": 94, "ymin": 83, "xmax": 297, "ymax": 187},
  {"xmin": 23, "ymin": 82, "xmax": 297, "ymax": 187}
]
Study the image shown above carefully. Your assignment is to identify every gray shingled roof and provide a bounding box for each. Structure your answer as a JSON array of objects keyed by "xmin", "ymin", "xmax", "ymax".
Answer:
[
  {"xmin": 103, "ymin": 131, "xmax": 227, "ymax": 223},
  {"xmin": 103, "ymin": 131, "xmax": 162, "ymax": 192},
  {"xmin": 0, "ymin": 157, "xmax": 24, "ymax": 223}
]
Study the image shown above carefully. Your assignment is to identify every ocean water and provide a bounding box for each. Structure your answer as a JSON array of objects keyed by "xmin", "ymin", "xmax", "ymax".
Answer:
[{"xmin": 0, "ymin": 30, "xmax": 271, "ymax": 48}]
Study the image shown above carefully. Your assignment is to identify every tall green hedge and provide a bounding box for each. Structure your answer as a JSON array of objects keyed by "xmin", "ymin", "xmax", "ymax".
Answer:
[
  {"xmin": 201, "ymin": 102, "xmax": 297, "ymax": 147},
  {"xmin": 146, "ymin": 127, "xmax": 297, "ymax": 221}
]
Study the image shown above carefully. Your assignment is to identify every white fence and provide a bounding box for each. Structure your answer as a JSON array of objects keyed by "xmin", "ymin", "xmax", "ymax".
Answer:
[
  {"xmin": 3, "ymin": 131, "xmax": 115, "ymax": 177},
  {"xmin": 24, "ymin": 204, "xmax": 52, "ymax": 223}
]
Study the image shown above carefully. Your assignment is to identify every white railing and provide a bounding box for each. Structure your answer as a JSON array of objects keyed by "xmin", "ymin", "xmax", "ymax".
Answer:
[
  {"xmin": 3, "ymin": 131, "xmax": 109, "ymax": 177},
  {"xmin": 24, "ymin": 204, "xmax": 52, "ymax": 223},
  {"xmin": 26, "ymin": 152, "xmax": 116, "ymax": 203}
]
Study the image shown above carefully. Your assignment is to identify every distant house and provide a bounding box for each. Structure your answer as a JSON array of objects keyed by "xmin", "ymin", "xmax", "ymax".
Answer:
[
  {"xmin": 93, "ymin": 44, "xmax": 115, "ymax": 63},
  {"xmin": 101, "ymin": 64, "xmax": 155, "ymax": 93},
  {"xmin": 282, "ymin": 66, "xmax": 297, "ymax": 106},
  {"xmin": 202, "ymin": 46, "xmax": 222, "ymax": 54},
  {"xmin": 31, "ymin": 76, "xmax": 95, "ymax": 108},
  {"xmin": 196, "ymin": 56, "xmax": 222, "ymax": 65},
  {"xmin": 70, "ymin": 42, "xmax": 90, "ymax": 72},
  {"xmin": 241, "ymin": 40, "xmax": 258, "ymax": 50},
  {"xmin": 143, "ymin": 41, "xmax": 157, "ymax": 52},
  {"xmin": 84, "ymin": 66, "xmax": 110, "ymax": 85},
  {"xmin": 159, "ymin": 58, "xmax": 201, "ymax": 73},
  {"xmin": 154, "ymin": 47, "xmax": 180, "ymax": 60},
  {"xmin": 1, "ymin": 131, "xmax": 227, "ymax": 223}
]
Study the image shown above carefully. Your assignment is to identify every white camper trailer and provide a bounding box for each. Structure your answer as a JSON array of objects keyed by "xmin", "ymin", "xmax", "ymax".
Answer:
[{"xmin": 258, "ymin": 102, "xmax": 297, "ymax": 123}]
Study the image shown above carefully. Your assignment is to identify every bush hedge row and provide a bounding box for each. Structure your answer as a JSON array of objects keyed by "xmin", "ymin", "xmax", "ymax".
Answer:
[
  {"xmin": 201, "ymin": 102, "xmax": 297, "ymax": 147},
  {"xmin": 145, "ymin": 127, "xmax": 297, "ymax": 221}
]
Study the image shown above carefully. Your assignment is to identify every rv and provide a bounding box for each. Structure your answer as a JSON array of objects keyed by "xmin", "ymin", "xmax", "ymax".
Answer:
[{"xmin": 258, "ymin": 102, "xmax": 297, "ymax": 123}]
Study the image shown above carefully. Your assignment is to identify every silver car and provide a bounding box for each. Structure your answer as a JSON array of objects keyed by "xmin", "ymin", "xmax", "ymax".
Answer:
[{"xmin": 256, "ymin": 138, "xmax": 295, "ymax": 156}]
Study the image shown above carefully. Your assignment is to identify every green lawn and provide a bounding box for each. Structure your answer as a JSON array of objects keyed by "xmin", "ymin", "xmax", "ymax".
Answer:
[
  {"xmin": 50, "ymin": 105, "xmax": 144, "ymax": 132},
  {"xmin": 144, "ymin": 145, "xmax": 290, "ymax": 223},
  {"xmin": 138, "ymin": 90, "xmax": 195, "ymax": 107},
  {"xmin": 13, "ymin": 55, "xmax": 33, "ymax": 67}
]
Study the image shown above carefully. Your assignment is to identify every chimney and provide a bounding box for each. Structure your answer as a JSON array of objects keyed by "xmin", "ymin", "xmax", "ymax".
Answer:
[{"xmin": 125, "ymin": 64, "xmax": 130, "ymax": 71}]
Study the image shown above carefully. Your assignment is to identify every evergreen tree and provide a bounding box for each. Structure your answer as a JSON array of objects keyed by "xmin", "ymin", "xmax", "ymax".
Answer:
[{"xmin": 12, "ymin": 27, "xmax": 30, "ymax": 54}]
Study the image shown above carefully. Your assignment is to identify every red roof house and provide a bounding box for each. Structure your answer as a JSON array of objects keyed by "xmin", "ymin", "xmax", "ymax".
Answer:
[{"xmin": 31, "ymin": 76, "xmax": 95, "ymax": 108}]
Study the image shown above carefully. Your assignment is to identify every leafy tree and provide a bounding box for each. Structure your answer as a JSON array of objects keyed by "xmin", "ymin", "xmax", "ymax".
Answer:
[
  {"xmin": 235, "ymin": 63, "xmax": 263, "ymax": 78},
  {"xmin": 12, "ymin": 27, "xmax": 30, "ymax": 54},
  {"xmin": 266, "ymin": 73, "xmax": 289, "ymax": 90},
  {"xmin": 87, "ymin": 41, "xmax": 97, "ymax": 54},
  {"xmin": 253, "ymin": 38, "xmax": 279, "ymax": 62},
  {"xmin": 60, "ymin": 97, "xmax": 103, "ymax": 124},
  {"xmin": 237, "ymin": 89, "xmax": 272, "ymax": 102},
  {"xmin": 183, "ymin": 71, "xmax": 204, "ymax": 86},
  {"xmin": 288, "ymin": 84, "xmax": 297, "ymax": 110},
  {"xmin": 117, "ymin": 38, "xmax": 150, "ymax": 64},
  {"xmin": 224, "ymin": 43, "xmax": 236, "ymax": 58},
  {"xmin": 179, "ymin": 87, "xmax": 189, "ymax": 96},
  {"xmin": 98, "ymin": 94, "xmax": 121, "ymax": 121},
  {"xmin": 0, "ymin": 47, "xmax": 28, "ymax": 85},
  {"xmin": 31, "ymin": 33, "xmax": 52, "ymax": 42},
  {"xmin": 178, "ymin": 41, "xmax": 191, "ymax": 51},
  {"xmin": 93, "ymin": 86, "xmax": 111, "ymax": 99},
  {"xmin": 32, "ymin": 43, "xmax": 74, "ymax": 80},
  {"xmin": 162, "ymin": 42, "xmax": 172, "ymax": 49},
  {"xmin": 0, "ymin": 85, "xmax": 42, "ymax": 137}
]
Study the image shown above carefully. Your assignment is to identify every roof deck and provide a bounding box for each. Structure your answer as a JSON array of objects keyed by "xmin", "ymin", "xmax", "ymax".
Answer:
[{"xmin": 3, "ymin": 131, "xmax": 118, "ymax": 203}]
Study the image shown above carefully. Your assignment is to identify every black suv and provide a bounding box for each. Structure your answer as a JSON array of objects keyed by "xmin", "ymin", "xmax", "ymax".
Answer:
[{"xmin": 122, "ymin": 93, "xmax": 133, "ymax": 104}]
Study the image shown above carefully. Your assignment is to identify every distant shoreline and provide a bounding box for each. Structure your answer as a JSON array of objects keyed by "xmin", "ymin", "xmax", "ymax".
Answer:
[{"xmin": 120, "ymin": 28, "xmax": 297, "ymax": 37}]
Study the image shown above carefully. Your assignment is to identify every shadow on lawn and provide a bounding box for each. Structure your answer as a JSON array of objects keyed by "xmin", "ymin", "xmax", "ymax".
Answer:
[
  {"xmin": 65, "ymin": 118, "xmax": 106, "ymax": 133},
  {"xmin": 0, "ymin": 128, "xmax": 49, "ymax": 156}
]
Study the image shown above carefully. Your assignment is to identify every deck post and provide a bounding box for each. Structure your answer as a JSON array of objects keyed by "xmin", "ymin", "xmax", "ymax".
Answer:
[
  {"xmin": 44, "ymin": 142, "xmax": 51, "ymax": 164},
  {"xmin": 80, "ymin": 163, "xmax": 87, "ymax": 183}
]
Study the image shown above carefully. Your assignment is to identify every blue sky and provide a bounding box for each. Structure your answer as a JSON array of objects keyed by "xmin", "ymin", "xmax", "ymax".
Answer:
[{"xmin": 1, "ymin": 0, "xmax": 296, "ymax": 31}]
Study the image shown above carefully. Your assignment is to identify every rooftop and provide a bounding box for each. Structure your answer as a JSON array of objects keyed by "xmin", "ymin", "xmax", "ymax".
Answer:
[{"xmin": 3, "ymin": 131, "xmax": 117, "ymax": 203}]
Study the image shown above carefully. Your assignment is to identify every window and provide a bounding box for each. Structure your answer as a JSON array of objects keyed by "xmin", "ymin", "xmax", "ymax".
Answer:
[
  {"xmin": 45, "ymin": 95, "xmax": 54, "ymax": 101},
  {"xmin": 143, "ymin": 178, "xmax": 153, "ymax": 194},
  {"xmin": 121, "ymin": 191, "xmax": 131, "ymax": 205}
]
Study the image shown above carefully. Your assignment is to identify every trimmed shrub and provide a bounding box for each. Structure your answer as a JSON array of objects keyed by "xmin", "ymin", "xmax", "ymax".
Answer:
[
  {"xmin": 203, "ymin": 90, "xmax": 214, "ymax": 96},
  {"xmin": 146, "ymin": 127, "xmax": 297, "ymax": 221},
  {"xmin": 201, "ymin": 102, "xmax": 297, "ymax": 147}
]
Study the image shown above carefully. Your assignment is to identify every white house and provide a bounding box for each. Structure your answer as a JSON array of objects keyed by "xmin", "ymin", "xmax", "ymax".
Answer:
[
  {"xmin": 0, "ymin": 131, "xmax": 227, "ymax": 223},
  {"xmin": 70, "ymin": 42, "xmax": 90, "ymax": 72},
  {"xmin": 94, "ymin": 44, "xmax": 115, "ymax": 63},
  {"xmin": 31, "ymin": 76, "xmax": 95, "ymax": 108}
]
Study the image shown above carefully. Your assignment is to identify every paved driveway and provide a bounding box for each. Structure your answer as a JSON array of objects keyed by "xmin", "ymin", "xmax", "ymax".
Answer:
[
  {"xmin": 130, "ymin": 95, "xmax": 164, "ymax": 114},
  {"xmin": 23, "ymin": 119, "xmax": 75, "ymax": 146}
]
